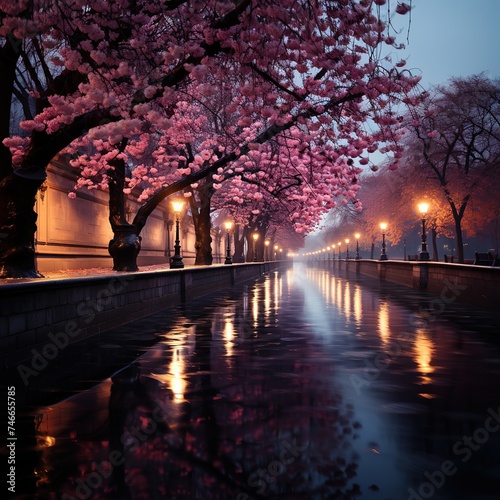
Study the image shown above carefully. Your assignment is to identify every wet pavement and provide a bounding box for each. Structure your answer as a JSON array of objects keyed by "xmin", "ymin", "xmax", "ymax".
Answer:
[{"xmin": 3, "ymin": 263, "xmax": 500, "ymax": 499}]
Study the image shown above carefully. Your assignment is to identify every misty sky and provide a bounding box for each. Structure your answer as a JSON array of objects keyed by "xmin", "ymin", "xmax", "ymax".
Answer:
[{"xmin": 394, "ymin": 0, "xmax": 500, "ymax": 87}]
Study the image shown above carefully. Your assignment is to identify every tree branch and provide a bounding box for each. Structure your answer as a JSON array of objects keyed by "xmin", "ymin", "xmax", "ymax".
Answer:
[{"xmin": 133, "ymin": 91, "xmax": 364, "ymax": 233}]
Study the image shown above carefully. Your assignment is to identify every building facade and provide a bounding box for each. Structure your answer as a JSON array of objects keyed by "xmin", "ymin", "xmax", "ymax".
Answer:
[{"xmin": 33, "ymin": 158, "xmax": 212, "ymax": 272}]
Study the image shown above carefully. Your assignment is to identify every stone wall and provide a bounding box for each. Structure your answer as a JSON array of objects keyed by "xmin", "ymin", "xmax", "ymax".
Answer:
[
  {"xmin": 34, "ymin": 159, "xmax": 203, "ymax": 271},
  {"xmin": 311, "ymin": 259, "xmax": 500, "ymax": 311},
  {"xmin": 425, "ymin": 262, "xmax": 500, "ymax": 310},
  {"xmin": 0, "ymin": 262, "xmax": 283, "ymax": 370}
]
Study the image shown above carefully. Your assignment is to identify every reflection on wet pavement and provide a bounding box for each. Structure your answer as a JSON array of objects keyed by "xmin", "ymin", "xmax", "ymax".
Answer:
[{"xmin": 5, "ymin": 263, "xmax": 500, "ymax": 499}]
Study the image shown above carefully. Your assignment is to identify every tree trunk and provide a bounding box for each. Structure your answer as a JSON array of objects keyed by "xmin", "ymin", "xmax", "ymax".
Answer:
[
  {"xmin": 0, "ymin": 171, "xmax": 45, "ymax": 278},
  {"xmin": 449, "ymin": 202, "xmax": 465, "ymax": 263},
  {"xmin": 193, "ymin": 183, "xmax": 213, "ymax": 266},
  {"xmin": 454, "ymin": 217, "xmax": 465, "ymax": 264},
  {"xmin": 194, "ymin": 211, "xmax": 212, "ymax": 265},
  {"xmin": 233, "ymin": 225, "xmax": 245, "ymax": 263},
  {"xmin": 108, "ymin": 225, "xmax": 141, "ymax": 272},
  {"xmin": 370, "ymin": 241, "xmax": 374, "ymax": 260},
  {"xmin": 246, "ymin": 233, "xmax": 261, "ymax": 262},
  {"xmin": 431, "ymin": 227, "xmax": 439, "ymax": 261},
  {"xmin": 107, "ymin": 154, "xmax": 141, "ymax": 271}
]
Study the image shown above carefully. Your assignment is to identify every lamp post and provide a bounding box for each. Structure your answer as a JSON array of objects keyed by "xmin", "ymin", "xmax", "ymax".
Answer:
[
  {"xmin": 252, "ymin": 232, "xmax": 259, "ymax": 262},
  {"xmin": 264, "ymin": 240, "xmax": 270, "ymax": 261},
  {"xmin": 345, "ymin": 238, "xmax": 350, "ymax": 259},
  {"xmin": 164, "ymin": 216, "xmax": 173, "ymax": 258},
  {"xmin": 274, "ymin": 244, "xmax": 278, "ymax": 260},
  {"xmin": 379, "ymin": 222, "xmax": 388, "ymax": 260},
  {"xmin": 355, "ymin": 233, "xmax": 361, "ymax": 259},
  {"xmin": 337, "ymin": 241, "xmax": 342, "ymax": 260},
  {"xmin": 418, "ymin": 202, "xmax": 430, "ymax": 261},
  {"xmin": 170, "ymin": 200, "xmax": 185, "ymax": 269},
  {"xmin": 332, "ymin": 244, "xmax": 336, "ymax": 260},
  {"xmin": 224, "ymin": 221, "xmax": 233, "ymax": 265}
]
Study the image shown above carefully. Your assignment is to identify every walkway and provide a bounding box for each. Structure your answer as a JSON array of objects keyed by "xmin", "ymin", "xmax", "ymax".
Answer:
[{"xmin": 6, "ymin": 263, "xmax": 500, "ymax": 499}]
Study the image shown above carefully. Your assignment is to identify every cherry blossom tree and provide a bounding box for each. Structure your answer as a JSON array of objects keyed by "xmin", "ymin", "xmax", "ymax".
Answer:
[
  {"xmin": 0, "ymin": 0, "xmax": 257, "ymax": 276},
  {"xmin": 214, "ymin": 182, "xmax": 308, "ymax": 262},
  {"xmin": 0, "ymin": 0, "xmax": 419, "ymax": 277}
]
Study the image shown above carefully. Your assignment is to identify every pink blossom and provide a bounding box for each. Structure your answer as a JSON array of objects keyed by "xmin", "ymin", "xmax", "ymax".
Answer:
[
  {"xmin": 144, "ymin": 86, "xmax": 157, "ymax": 99},
  {"xmin": 396, "ymin": 3, "xmax": 411, "ymax": 15}
]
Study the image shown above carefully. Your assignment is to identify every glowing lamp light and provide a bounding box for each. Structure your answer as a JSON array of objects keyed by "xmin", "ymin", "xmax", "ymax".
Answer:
[
  {"xmin": 252, "ymin": 232, "xmax": 259, "ymax": 262},
  {"xmin": 379, "ymin": 222, "xmax": 388, "ymax": 260},
  {"xmin": 170, "ymin": 200, "xmax": 185, "ymax": 268},
  {"xmin": 172, "ymin": 200, "xmax": 184, "ymax": 213},
  {"xmin": 418, "ymin": 202, "xmax": 430, "ymax": 216},
  {"xmin": 224, "ymin": 221, "xmax": 233, "ymax": 265},
  {"xmin": 418, "ymin": 202, "xmax": 430, "ymax": 261}
]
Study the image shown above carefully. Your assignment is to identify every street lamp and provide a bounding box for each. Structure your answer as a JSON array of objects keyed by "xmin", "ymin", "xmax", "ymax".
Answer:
[
  {"xmin": 224, "ymin": 221, "xmax": 233, "ymax": 265},
  {"xmin": 418, "ymin": 202, "xmax": 430, "ymax": 261},
  {"xmin": 252, "ymin": 232, "xmax": 259, "ymax": 262},
  {"xmin": 345, "ymin": 238, "xmax": 350, "ymax": 259},
  {"xmin": 264, "ymin": 240, "xmax": 270, "ymax": 261},
  {"xmin": 379, "ymin": 222, "xmax": 388, "ymax": 260},
  {"xmin": 355, "ymin": 233, "xmax": 361, "ymax": 259},
  {"xmin": 170, "ymin": 200, "xmax": 185, "ymax": 269},
  {"xmin": 274, "ymin": 244, "xmax": 279, "ymax": 260},
  {"xmin": 337, "ymin": 241, "xmax": 342, "ymax": 260}
]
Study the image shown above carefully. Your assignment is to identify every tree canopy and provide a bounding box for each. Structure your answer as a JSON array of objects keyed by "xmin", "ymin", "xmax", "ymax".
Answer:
[
  {"xmin": 0, "ymin": 0, "xmax": 419, "ymax": 276},
  {"xmin": 318, "ymin": 75, "xmax": 500, "ymax": 262}
]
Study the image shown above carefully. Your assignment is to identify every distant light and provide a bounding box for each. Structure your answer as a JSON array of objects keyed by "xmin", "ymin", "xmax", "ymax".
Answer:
[
  {"xmin": 172, "ymin": 200, "xmax": 184, "ymax": 213},
  {"xmin": 418, "ymin": 202, "xmax": 430, "ymax": 215}
]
